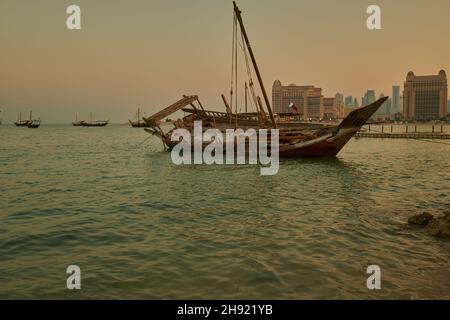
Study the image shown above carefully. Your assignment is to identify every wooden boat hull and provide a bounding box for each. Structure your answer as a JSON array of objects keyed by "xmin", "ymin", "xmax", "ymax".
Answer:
[
  {"xmin": 147, "ymin": 127, "xmax": 355, "ymax": 157},
  {"xmin": 80, "ymin": 121, "xmax": 108, "ymax": 127},
  {"xmin": 129, "ymin": 120, "xmax": 149, "ymax": 128},
  {"xmin": 27, "ymin": 120, "xmax": 41, "ymax": 128},
  {"xmin": 278, "ymin": 128, "xmax": 356, "ymax": 157},
  {"xmin": 14, "ymin": 121, "xmax": 30, "ymax": 127}
]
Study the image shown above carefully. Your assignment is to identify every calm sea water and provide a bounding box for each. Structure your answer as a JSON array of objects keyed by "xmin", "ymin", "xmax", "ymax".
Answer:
[{"xmin": 0, "ymin": 124, "xmax": 449, "ymax": 299}]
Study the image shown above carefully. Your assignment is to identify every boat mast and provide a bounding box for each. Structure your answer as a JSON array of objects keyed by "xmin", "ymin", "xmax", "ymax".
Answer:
[
  {"xmin": 138, "ymin": 108, "xmax": 140, "ymax": 124},
  {"xmin": 233, "ymin": 1, "xmax": 277, "ymax": 128}
]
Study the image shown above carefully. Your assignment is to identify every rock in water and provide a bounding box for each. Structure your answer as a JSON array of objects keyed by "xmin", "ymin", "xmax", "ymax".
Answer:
[
  {"xmin": 425, "ymin": 215, "xmax": 450, "ymax": 239},
  {"xmin": 408, "ymin": 212, "xmax": 434, "ymax": 226}
]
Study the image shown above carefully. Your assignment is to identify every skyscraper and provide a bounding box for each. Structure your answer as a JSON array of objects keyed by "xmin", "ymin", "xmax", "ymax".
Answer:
[
  {"xmin": 375, "ymin": 93, "xmax": 385, "ymax": 114},
  {"xmin": 345, "ymin": 96, "xmax": 354, "ymax": 107},
  {"xmin": 384, "ymin": 98, "xmax": 392, "ymax": 115},
  {"xmin": 392, "ymin": 86, "xmax": 401, "ymax": 114},
  {"xmin": 362, "ymin": 90, "xmax": 376, "ymax": 107},
  {"xmin": 335, "ymin": 92, "xmax": 344, "ymax": 104},
  {"xmin": 403, "ymin": 70, "xmax": 448, "ymax": 121}
]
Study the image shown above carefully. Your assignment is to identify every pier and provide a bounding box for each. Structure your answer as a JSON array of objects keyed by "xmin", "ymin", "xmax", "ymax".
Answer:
[
  {"xmin": 356, "ymin": 124, "xmax": 450, "ymax": 139},
  {"xmin": 355, "ymin": 132, "xmax": 450, "ymax": 139}
]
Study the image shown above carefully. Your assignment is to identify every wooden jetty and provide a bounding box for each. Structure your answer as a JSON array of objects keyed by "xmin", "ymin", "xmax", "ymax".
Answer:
[
  {"xmin": 356, "ymin": 124, "xmax": 450, "ymax": 139},
  {"xmin": 355, "ymin": 132, "xmax": 450, "ymax": 139}
]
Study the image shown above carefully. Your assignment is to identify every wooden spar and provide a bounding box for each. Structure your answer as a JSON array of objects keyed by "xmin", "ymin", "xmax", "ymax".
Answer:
[
  {"xmin": 233, "ymin": 1, "xmax": 277, "ymax": 129},
  {"xmin": 182, "ymin": 95, "xmax": 204, "ymax": 118},
  {"xmin": 252, "ymin": 95, "xmax": 262, "ymax": 124},
  {"xmin": 221, "ymin": 94, "xmax": 233, "ymax": 123},
  {"xmin": 183, "ymin": 94, "xmax": 205, "ymax": 112},
  {"xmin": 257, "ymin": 96, "xmax": 267, "ymax": 126},
  {"xmin": 194, "ymin": 97, "xmax": 206, "ymax": 111},
  {"xmin": 182, "ymin": 95, "xmax": 198, "ymax": 111},
  {"xmin": 144, "ymin": 95, "xmax": 199, "ymax": 126}
]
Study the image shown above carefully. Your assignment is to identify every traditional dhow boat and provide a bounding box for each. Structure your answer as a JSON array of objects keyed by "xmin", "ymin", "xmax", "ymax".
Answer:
[
  {"xmin": 80, "ymin": 113, "xmax": 108, "ymax": 127},
  {"xmin": 144, "ymin": 95, "xmax": 387, "ymax": 157},
  {"xmin": 81, "ymin": 120, "xmax": 108, "ymax": 127},
  {"xmin": 14, "ymin": 111, "xmax": 31, "ymax": 127},
  {"xmin": 27, "ymin": 119, "xmax": 41, "ymax": 128},
  {"xmin": 143, "ymin": 2, "xmax": 387, "ymax": 157},
  {"xmin": 129, "ymin": 108, "xmax": 149, "ymax": 127},
  {"xmin": 72, "ymin": 113, "xmax": 83, "ymax": 126}
]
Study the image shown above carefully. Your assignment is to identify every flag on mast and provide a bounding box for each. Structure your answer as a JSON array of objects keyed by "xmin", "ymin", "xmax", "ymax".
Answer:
[{"xmin": 289, "ymin": 102, "xmax": 299, "ymax": 113}]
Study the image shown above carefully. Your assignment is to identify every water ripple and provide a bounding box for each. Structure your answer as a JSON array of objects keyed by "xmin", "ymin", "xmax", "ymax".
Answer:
[{"xmin": 0, "ymin": 125, "xmax": 449, "ymax": 299}]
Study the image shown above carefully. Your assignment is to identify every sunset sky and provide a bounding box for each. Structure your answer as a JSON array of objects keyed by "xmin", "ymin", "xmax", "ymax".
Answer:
[{"xmin": 1, "ymin": 0, "xmax": 450, "ymax": 123}]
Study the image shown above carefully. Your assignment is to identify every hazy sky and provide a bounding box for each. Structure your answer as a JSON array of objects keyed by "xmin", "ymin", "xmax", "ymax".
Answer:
[{"xmin": 1, "ymin": 0, "xmax": 450, "ymax": 123}]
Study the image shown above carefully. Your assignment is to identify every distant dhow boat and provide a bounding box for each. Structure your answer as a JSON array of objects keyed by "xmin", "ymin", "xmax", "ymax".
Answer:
[
  {"xmin": 14, "ymin": 111, "xmax": 32, "ymax": 127},
  {"xmin": 129, "ymin": 108, "xmax": 149, "ymax": 127},
  {"xmin": 72, "ymin": 113, "xmax": 83, "ymax": 126},
  {"xmin": 80, "ymin": 113, "xmax": 109, "ymax": 127},
  {"xmin": 27, "ymin": 119, "xmax": 41, "ymax": 128}
]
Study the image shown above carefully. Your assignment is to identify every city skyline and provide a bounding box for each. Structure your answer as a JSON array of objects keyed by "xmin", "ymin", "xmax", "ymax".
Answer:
[
  {"xmin": 1, "ymin": 0, "xmax": 450, "ymax": 123},
  {"xmin": 272, "ymin": 69, "xmax": 450, "ymax": 121}
]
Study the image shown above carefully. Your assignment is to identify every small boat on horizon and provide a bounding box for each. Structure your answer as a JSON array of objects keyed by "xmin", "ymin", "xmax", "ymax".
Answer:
[
  {"xmin": 14, "ymin": 111, "xmax": 32, "ymax": 127},
  {"xmin": 80, "ymin": 113, "xmax": 109, "ymax": 127},
  {"xmin": 72, "ymin": 113, "xmax": 83, "ymax": 126},
  {"xmin": 28, "ymin": 119, "xmax": 41, "ymax": 128},
  {"xmin": 129, "ymin": 108, "xmax": 149, "ymax": 127}
]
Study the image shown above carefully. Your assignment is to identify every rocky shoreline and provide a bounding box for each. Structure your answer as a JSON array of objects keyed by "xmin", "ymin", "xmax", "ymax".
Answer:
[{"xmin": 408, "ymin": 211, "xmax": 450, "ymax": 239}]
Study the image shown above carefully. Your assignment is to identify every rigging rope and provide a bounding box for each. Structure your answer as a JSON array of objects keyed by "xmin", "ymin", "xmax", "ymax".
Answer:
[
  {"xmin": 228, "ymin": 9, "xmax": 269, "ymax": 124},
  {"xmin": 239, "ymin": 27, "xmax": 259, "ymax": 114},
  {"xmin": 234, "ymin": 13, "xmax": 238, "ymax": 128},
  {"xmin": 230, "ymin": 11, "xmax": 236, "ymax": 114}
]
